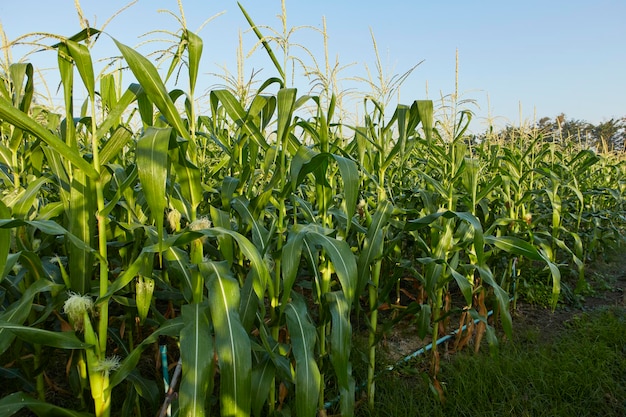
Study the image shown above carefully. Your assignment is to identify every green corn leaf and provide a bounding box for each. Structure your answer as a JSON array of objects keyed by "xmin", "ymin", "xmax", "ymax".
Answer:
[
  {"xmin": 114, "ymin": 39, "xmax": 190, "ymax": 141},
  {"xmin": 220, "ymin": 176, "xmax": 239, "ymax": 209},
  {"xmin": 110, "ymin": 317, "xmax": 184, "ymax": 388},
  {"xmin": 239, "ymin": 272, "xmax": 260, "ymax": 332},
  {"xmin": 171, "ymin": 146, "xmax": 203, "ymax": 215},
  {"xmin": 17, "ymin": 251, "xmax": 47, "ymax": 282},
  {"xmin": 250, "ymin": 355, "xmax": 275, "ymax": 417},
  {"xmin": 51, "ymin": 27, "xmax": 102, "ymax": 47},
  {"xmin": 294, "ymin": 195, "xmax": 316, "ymax": 224},
  {"xmin": 252, "ymin": 93, "xmax": 277, "ymax": 129},
  {"xmin": 199, "ymin": 227, "xmax": 271, "ymax": 302},
  {"xmin": 0, "ymin": 279, "xmax": 63, "ymax": 355},
  {"xmin": 291, "ymin": 145, "xmax": 319, "ymax": 187},
  {"xmin": 68, "ymin": 168, "xmax": 95, "ymax": 293},
  {"xmin": 326, "ymin": 291, "xmax": 355, "ymax": 416},
  {"xmin": 277, "ymin": 88, "xmax": 297, "ymax": 147},
  {"xmin": 405, "ymin": 100, "xmax": 422, "ymax": 134},
  {"xmin": 565, "ymin": 183, "xmax": 584, "ymax": 211},
  {"xmin": 185, "ymin": 29, "xmax": 203, "ymax": 95},
  {"xmin": 417, "ymin": 303, "xmax": 432, "ymax": 340},
  {"xmin": 0, "ymin": 96, "xmax": 98, "ymax": 178},
  {"xmin": 237, "ymin": 2, "xmax": 285, "ymax": 81},
  {"xmin": 0, "ymin": 76, "xmax": 7, "ymax": 101},
  {"xmin": 291, "ymin": 149, "xmax": 359, "ymax": 236},
  {"xmin": 8, "ymin": 63, "xmax": 34, "ymax": 113},
  {"xmin": 485, "ymin": 235, "xmax": 544, "ymax": 261},
  {"xmin": 41, "ymin": 146, "xmax": 71, "ymax": 213},
  {"xmin": 280, "ymin": 231, "xmax": 305, "ymax": 313},
  {"xmin": 421, "ymin": 258, "xmax": 445, "ymax": 297},
  {"xmin": 304, "ymin": 229, "xmax": 358, "ymax": 309},
  {"xmin": 420, "ymin": 172, "xmax": 451, "ymax": 201},
  {"xmin": 454, "ymin": 211, "xmax": 486, "ymax": 261},
  {"xmin": 448, "ymin": 266, "xmax": 473, "ymax": 306},
  {"xmin": 164, "ymin": 247, "xmax": 194, "ymax": 302},
  {"xmin": 571, "ymin": 149, "xmax": 600, "ymax": 177},
  {"xmin": 100, "ymin": 73, "xmax": 117, "ymax": 112},
  {"xmin": 10, "ymin": 176, "xmax": 49, "ymax": 219},
  {"xmin": 0, "ymin": 367, "xmax": 35, "ymax": 392},
  {"xmin": 165, "ymin": 39, "xmax": 185, "ymax": 85},
  {"xmin": 98, "ymin": 126, "xmax": 133, "ymax": 167},
  {"xmin": 0, "ymin": 391, "xmax": 93, "ymax": 417},
  {"xmin": 203, "ymin": 260, "xmax": 252, "ymax": 417},
  {"xmin": 1, "ymin": 253, "xmax": 20, "ymax": 282},
  {"xmin": 0, "ymin": 201, "xmax": 10, "ymax": 282},
  {"xmin": 210, "ymin": 206, "xmax": 234, "ymax": 265},
  {"xmin": 6, "ymin": 78, "xmax": 34, "ymax": 178},
  {"xmin": 357, "ymin": 200, "xmax": 393, "ymax": 298},
  {"xmin": 0, "ymin": 144, "xmax": 11, "ymax": 176},
  {"xmin": 211, "ymin": 90, "xmax": 269, "ymax": 151},
  {"xmin": 475, "ymin": 175, "xmax": 503, "ymax": 203},
  {"xmin": 545, "ymin": 187, "xmax": 562, "ymax": 235},
  {"xmin": 474, "ymin": 264, "xmax": 513, "ymax": 337},
  {"xmin": 0, "ymin": 219, "xmax": 98, "ymax": 259},
  {"xmin": 136, "ymin": 127, "xmax": 170, "ymax": 254},
  {"xmin": 126, "ymin": 370, "xmax": 159, "ymax": 406},
  {"xmin": 36, "ymin": 201, "xmax": 65, "ymax": 220},
  {"xmin": 232, "ymin": 196, "xmax": 269, "ymax": 253},
  {"xmin": 332, "ymin": 154, "xmax": 359, "ymax": 234},
  {"xmin": 56, "ymin": 43, "xmax": 76, "ymax": 149},
  {"xmin": 302, "ymin": 237, "xmax": 323, "ymax": 300},
  {"xmin": 144, "ymin": 230, "xmax": 203, "ymax": 253},
  {"xmin": 256, "ymin": 323, "xmax": 292, "ymax": 381},
  {"xmin": 0, "ymin": 322, "xmax": 91, "ymax": 349},
  {"xmin": 65, "ymin": 39, "xmax": 95, "ymax": 100},
  {"xmin": 416, "ymin": 100, "xmax": 434, "ymax": 143},
  {"xmin": 99, "ymin": 251, "xmax": 152, "ymax": 303},
  {"xmin": 78, "ymin": 315, "xmax": 100, "ymax": 378},
  {"xmin": 395, "ymin": 104, "xmax": 409, "ymax": 159},
  {"xmin": 550, "ymin": 234, "xmax": 579, "ymax": 305},
  {"xmin": 179, "ymin": 302, "xmax": 214, "ymax": 417},
  {"xmin": 135, "ymin": 86, "xmax": 154, "ymax": 126},
  {"xmin": 539, "ymin": 246, "xmax": 561, "ymax": 309},
  {"xmin": 285, "ymin": 294, "xmax": 320, "ymax": 417},
  {"xmin": 101, "ymin": 164, "xmax": 139, "ymax": 218},
  {"xmin": 95, "ymin": 85, "xmax": 139, "ymax": 139}
]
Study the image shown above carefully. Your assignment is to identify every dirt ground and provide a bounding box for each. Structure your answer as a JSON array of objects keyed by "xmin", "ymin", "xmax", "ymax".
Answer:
[
  {"xmin": 377, "ymin": 252, "xmax": 626, "ymax": 366},
  {"xmin": 512, "ymin": 255, "xmax": 626, "ymax": 341}
]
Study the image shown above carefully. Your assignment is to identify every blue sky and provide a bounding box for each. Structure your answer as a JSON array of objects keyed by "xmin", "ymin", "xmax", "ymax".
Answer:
[{"xmin": 1, "ymin": 0, "xmax": 624, "ymax": 131}]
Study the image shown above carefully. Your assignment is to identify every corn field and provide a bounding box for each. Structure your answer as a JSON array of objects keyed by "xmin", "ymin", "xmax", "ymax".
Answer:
[{"xmin": 0, "ymin": 4, "xmax": 625, "ymax": 417}]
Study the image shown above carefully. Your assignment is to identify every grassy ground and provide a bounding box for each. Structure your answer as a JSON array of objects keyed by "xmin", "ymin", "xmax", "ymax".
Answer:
[
  {"xmin": 351, "ymin": 306, "xmax": 626, "ymax": 417},
  {"xmin": 349, "ymin": 252, "xmax": 626, "ymax": 417}
]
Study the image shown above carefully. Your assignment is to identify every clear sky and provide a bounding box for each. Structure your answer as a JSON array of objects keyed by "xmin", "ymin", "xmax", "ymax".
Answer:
[{"xmin": 1, "ymin": 0, "xmax": 624, "ymax": 131}]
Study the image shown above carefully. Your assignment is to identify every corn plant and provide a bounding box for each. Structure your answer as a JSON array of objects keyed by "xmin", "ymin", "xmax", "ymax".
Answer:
[{"xmin": 0, "ymin": 2, "xmax": 625, "ymax": 417}]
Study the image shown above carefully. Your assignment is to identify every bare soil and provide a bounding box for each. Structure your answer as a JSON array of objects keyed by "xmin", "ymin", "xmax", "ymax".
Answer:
[
  {"xmin": 513, "ymin": 253, "xmax": 626, "ymax": 343},
  {"xmin": 376, "ymin": 251, "xmax": 626, "ymax": 366}
]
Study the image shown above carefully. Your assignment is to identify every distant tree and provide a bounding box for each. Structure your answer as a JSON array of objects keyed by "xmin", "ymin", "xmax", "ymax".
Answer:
[
  {"xmin": 560, "ymin": 117, "xmax": 592, "ymax": 145},
  {"xmin": 532, "ymin": 113, "xmax": 591, "ymax": 144},
  {"xmin": 490, "ymin": 113, "xmax": 626, "ymax": 153},
  {"xmin": 592, "ymin": 118, "xmax": 625, "ymax": 152},
  {"xmin": 537, "ymin": 117, "xmax": 552, "ymax": 130}
]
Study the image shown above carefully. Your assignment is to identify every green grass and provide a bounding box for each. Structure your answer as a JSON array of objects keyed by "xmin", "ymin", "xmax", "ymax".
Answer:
[{"xmin": 353, "ymin": 307, "xmax": 626, "ymax": 417}]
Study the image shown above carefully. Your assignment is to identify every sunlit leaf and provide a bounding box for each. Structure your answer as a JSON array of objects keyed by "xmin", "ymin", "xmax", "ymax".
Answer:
[
  {"xmin": 285, "ymin": 294, "xmax": 320, "ymax": 417},
  {"xmin": 203, "ymin": 260, "xmax": 251, "ymax": 417}
]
